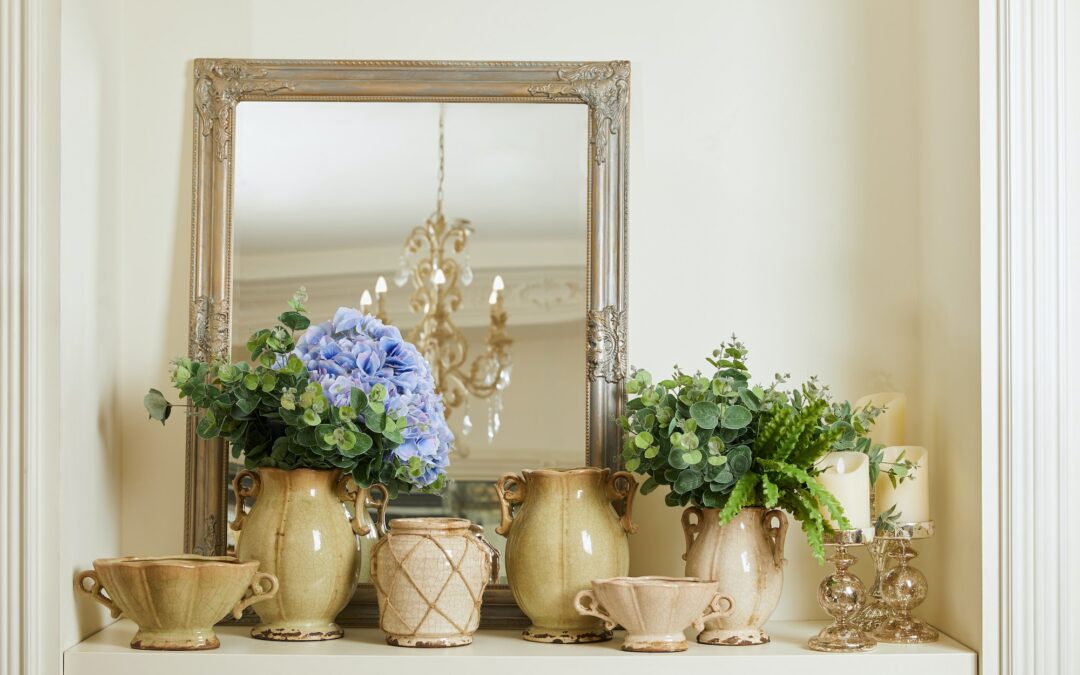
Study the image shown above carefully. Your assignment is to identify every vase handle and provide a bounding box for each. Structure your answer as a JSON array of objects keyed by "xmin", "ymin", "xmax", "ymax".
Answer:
[
  {"xmin": 229, "ymin": 470, "xmax": 260, "ymax": 532},
  {"xmin": 75, "ymin": 571, "xmax": 122, "ymax": 619},
  {"xmin": 337, "ymin": 474, "xmax": 388, "ymax": 537},
  {"xmin": 681, "ymin": 506, "xmax": 704, "ymax": 561},
  {"xmin": 693, "ymin": 591, "xmax": 736, "ymax": 631},
  {"xmin": 470, "ymin": 523, "xmax": 501, "ymax": 583},
  {"xmin": 231, "ymin": 572, "xmax": 279, "ymax": 620},
  {"xmin": 573, "ymin": 589, "xmax": 616, "ymax": 631},
  {"xmin": 605, "ymin": 470, "xmax": 639, "ymax": 535},
  {"xmin": 495, "ymin": 473, "xmax": 525, "ymax": 536},
  {"xmin": 762, "ymin": 508, "xmax": 789, "ymax": 567}
]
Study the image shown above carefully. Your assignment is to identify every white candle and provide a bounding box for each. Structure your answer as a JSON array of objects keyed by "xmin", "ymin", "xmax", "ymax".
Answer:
[
  {"xmin": 817, "ymin": 451, "xmax": 872, "ymax": 530},
  {"xmin": 855, "ymin": 392, "xmax": 907, "ymax": 447},
  {"xmin": 874, "ymin": 445, "xmax": 930, "ymax": 523}
]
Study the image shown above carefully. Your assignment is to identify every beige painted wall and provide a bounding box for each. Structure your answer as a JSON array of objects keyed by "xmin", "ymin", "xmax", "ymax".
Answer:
[
  {"xmin": 57, "ymin": 0, "xmax": 126, "ymax": 649},
  {"xmin": 71, "ymin": 0, "xmax": 980, "ymax": 649}
]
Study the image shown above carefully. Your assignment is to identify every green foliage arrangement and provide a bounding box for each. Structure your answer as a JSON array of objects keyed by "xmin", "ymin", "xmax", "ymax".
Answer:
[
  {"xmin": 619, "ymin": 339, "xmax": 889, "ymax": 562},
  {"xmin": 143, "ymin": 291, "xmax": 451, "ymax": 497}
]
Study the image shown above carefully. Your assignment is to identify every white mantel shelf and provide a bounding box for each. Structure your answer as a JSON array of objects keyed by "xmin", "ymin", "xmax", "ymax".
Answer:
[{"xmin": 66, "ymin": 620, "xmax": 976, "ymax": 675}]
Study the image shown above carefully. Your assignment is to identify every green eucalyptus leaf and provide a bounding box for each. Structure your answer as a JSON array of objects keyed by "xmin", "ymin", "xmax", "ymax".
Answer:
[
  {"xmin": 689, "ymin": 401, "xmax": 720, "ymax": 430},
  {"xmin": 721, "ymin": 404, "xmax": 752, "ymax": 429}
]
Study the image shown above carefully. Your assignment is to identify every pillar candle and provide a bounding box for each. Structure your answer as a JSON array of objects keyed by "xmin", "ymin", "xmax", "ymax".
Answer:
[
  {"xmin": 874, "ymin": 445, "xmax": 930, "ymax": 523},
  {"xmin": 817, "ymin": 451, "xmax": 872, "ymax": 530},
  {"xmin": 855, "ymin": 392, "xmax": 907, "ymax": 447}
]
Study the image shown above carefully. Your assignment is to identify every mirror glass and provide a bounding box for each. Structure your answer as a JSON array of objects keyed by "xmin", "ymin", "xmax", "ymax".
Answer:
[{"xmin": 229, "ymin": 102, "xmax": 589, "ymax": 581}]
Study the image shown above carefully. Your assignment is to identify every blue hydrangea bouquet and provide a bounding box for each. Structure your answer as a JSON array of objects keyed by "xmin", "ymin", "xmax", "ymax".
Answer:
[{"xmin": 144, "ymin": 290, "xmax": 451, "ymax": 496}]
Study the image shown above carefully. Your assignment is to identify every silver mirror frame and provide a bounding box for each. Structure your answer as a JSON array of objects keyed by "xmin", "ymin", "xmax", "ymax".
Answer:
[{"xmin": 185, "ymin": 59, "xmax": 629, "ymax": 626}]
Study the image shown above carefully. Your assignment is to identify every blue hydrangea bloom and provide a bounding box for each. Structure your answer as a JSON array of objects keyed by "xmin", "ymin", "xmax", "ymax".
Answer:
[{"xmin": 285, "ymin": 307, "xmax": 451, "ymax": 488}]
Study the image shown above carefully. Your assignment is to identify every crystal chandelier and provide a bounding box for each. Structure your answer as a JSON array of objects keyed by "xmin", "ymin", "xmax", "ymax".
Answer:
[{"xmin": 362, "ymin": 105, "xmax": 513, "ymax": 444}]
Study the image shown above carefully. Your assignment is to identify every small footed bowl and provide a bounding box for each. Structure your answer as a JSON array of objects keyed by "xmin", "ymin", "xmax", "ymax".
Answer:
[
  {"xmin": 76, "ymin": 555, "xmax": 278, "ymax": 650},
  {"xmin": 574, "ymin": 576, "xmax": 734, "ymax": 652}
]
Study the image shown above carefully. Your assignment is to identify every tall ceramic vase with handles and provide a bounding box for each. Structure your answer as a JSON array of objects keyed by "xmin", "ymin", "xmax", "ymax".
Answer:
[
  {"xmin": 495, "ymin": 467, "xmax": 637, "ymax": 643},
  {"xmin": 682, "ymin": 506, "xmax": 788, "ymax": 646},
  {"xmin": 230, "ymin": 467, "xmax": 388, "ymax": 641}
]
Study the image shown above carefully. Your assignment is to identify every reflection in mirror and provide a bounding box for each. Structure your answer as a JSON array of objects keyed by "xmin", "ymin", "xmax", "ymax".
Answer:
[{"xmin": 228, "ymin": 102, "xmax": 588, "ymax": 581}]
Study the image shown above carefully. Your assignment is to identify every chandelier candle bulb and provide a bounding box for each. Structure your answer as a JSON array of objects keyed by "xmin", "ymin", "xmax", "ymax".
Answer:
[
  {"xmin": 816, "ymin": 451, "xmax": 872, "ymax": 530},
  {"xmin": 874, "ymin": 446, "xmax": 930, "ymax": 523},
  {"xmin": 360, "ymin": 289, "xmax": 373, "ymax": 313},
  {"xmin": 492, "ymin": 274, "xmax": 504, "ymax": 291},
  {"xmin": 375, "ymin": 276, "xmax": 387, "ymax": 295},
  {"xmin": 433, "ymin": 267, "xmax": 446, "ymax": 286},
  {"xmin": 488, "ymin": 290, "xmax": 499, "ymax": 306},
  {"xmin": 855, "ymin": 392, "xmax": 907, "ymax": 446}
]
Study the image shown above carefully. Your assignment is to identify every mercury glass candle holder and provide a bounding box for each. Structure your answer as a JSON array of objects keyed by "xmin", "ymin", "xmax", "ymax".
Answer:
[
  {"xmin": 854, "ymin": 537, "xmax": 893, "ymax": 632},
  {"xmin": 808, "ymin": 527, "xmax": 878, "ymax": 653},
  {"xmin": 872, "ymin": 520, "xmax": 939, "ymax": 644}
]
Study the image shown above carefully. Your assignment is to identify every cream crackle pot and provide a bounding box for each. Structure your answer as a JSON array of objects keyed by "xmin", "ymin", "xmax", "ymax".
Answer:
[
  {"xmin": 496, "ymin": 467, "xmax": 637, "ymax": 643},
  {"xmin": 682, "ymin": 505, "xmax": 788, "ymax": 645},
  {"xmin": 230, "ymin": 467, "xmax": 387, "ymax": 641},
  {"xmin": 371, "ymin": 518, "xmax": 497, "ymax": 647}
]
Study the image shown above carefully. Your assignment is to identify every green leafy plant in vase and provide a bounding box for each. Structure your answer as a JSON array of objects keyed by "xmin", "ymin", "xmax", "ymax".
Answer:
[
  {"xmin": 618, "ymin": 339, "xmax": 884, "ymax": 646},
  {"xmin": 143, "ymin": 290, "xmax": 452, "ymax": 641}
]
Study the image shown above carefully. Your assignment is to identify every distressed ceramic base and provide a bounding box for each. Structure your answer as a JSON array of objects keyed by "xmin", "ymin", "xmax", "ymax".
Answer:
[
  {"xmin": 873, "ymin": 616, "xmax": 939, "ymax": 644},
  {"xmin": 622, "ymin": 635, "xmax": 689, "ymax": 652},
  {"xmin": 130, "ymin": 628, "xmax": 219, "ymax": 651},
  {"xmin": 251, "ymin": 622, "xmax": 344, "ymax": 641},
  {"xmin": 808, "ymin": 624, "xmax": 877, "ymax": 652},
  {"xmin": 386, "ymin": 634, "xmax": 473, "ymax": 648},
  {"xmin": 697, "ymin": 627, "xmax": 771, "ymax": 646},
  {"xmin": 522, "ymin": 626, "xmax": 612, "ymax": 644}
]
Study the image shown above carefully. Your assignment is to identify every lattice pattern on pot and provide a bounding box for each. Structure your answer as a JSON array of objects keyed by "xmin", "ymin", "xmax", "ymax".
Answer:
[{"xmin": 372, "ymin": 534, "xmax": 486, "ymax": 637}]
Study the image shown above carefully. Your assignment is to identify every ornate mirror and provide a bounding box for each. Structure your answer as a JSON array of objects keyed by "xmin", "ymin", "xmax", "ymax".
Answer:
[{"xmin": 186, "ymin": 60, "xmax": 629, "ymax": 625}]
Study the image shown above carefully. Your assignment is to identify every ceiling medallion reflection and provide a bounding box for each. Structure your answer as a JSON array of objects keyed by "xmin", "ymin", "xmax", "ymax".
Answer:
[{"xmin": 361, "ymin": 105, "xmax": 513, "ymax": 450}]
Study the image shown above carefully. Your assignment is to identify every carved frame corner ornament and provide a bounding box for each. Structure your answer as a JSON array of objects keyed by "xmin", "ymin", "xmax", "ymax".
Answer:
[
  {"xmin": 194, "ymin": 59, "xmax": 295, "ymax": 163},
  {"xmin": 528, "ymin": 61, "xmax": 630, "ymax": 165},
  {"xmin": 186, "ymin": 59, "xmax": 629, "ymax": 627}
]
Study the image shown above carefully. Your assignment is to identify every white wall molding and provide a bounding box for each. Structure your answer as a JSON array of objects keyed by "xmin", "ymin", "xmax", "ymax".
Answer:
[
  {"xmin": 981, "ymin": 0, "xmax": 1077, "ymax": 673},
  {"xmin": 0, "ymin": 0, "xmax": 60, "ymax": 673}
]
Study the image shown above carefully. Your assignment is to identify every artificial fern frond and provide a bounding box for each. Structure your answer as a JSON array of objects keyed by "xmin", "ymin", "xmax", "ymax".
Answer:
[
  {"xmin": 760, "ymin": 473, "xmax": 780, "ymax": 508},
  {"xmin": 757, "ymin": 458, "xmax": 851, "ymax": 530},
  {"xmin": 785, "ymin": 491, "xmax": 826, "ymax": 564},
  {"xmin": 718, "ymin": 472, "xmax": 760, "ymax": 525}
]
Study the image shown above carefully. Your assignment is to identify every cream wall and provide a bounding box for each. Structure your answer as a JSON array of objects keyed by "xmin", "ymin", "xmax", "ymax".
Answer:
[
  {"xmin": 58, "ymin": 0, "xmax": 125, "ymax": 649},
  {"xmin": 87, "ymin": 0, "xmax": 980, "ymax": 650},
  {"xmin": 914, "ymin": 0, "xmax": 981, "ymax": 652}
]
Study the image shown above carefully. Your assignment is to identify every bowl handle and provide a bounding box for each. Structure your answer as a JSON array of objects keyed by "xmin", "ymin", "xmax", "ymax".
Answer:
[
  {"xmin": 75, "ymin": 571, "xmax": 122, "ymax": 619},
  {"xmin": 693, "ymin": 592, "xmax": 736, "ymax": 632},
  {"xmin": 231, "ymin": 572, "xmax": 280, "ymax": 620},
  {"xmin": 573, "ymin": 589, "xmax": 616, "ymax": 631}
]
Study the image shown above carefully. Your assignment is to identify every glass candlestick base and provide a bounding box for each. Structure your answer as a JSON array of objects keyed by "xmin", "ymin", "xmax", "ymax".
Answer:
[
  {"xmin": 808, "ymin": 527, "xmax": 877, "ymax": 653},
  {"xmin": 854, "ymin": 537, "xmax": 893, "ymax": 632},
  {"xmin": 873, "ymin": 521, "xmax": 939, "ymax": 644}
]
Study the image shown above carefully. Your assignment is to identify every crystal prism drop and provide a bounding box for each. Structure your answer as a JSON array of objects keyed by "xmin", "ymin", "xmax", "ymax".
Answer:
[
  {"xmin": 394, "ymin": 256, "xmax": 409, "ymax": 287},
  {"xmin": 461, "ymin": 265, "xmax": 473, "ymax": 286},
  {"xmin": 462, "ymin": 413, "xmax": 472, "ymax": 437}
]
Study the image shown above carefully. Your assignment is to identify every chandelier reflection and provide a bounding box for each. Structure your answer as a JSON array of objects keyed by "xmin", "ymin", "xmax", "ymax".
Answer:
[{"xmin": 363, "ymin": 105, "xmax": 513, "ymax": 446}]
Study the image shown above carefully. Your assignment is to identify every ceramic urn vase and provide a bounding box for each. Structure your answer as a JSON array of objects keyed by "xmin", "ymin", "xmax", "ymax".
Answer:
[
  {"xmin": 75, "ymin": 555, "xmax": 279, "ymax": 650},
  {"xmin": 229, "ymin": 467, "xmax": 387, "ymax": 641},
  {"xmin": 682, "ymin": 506, "xmax": 788, "ymax": 645},
  {"xmin": 371, "ymin": 517, "xmax": 496, "ymax": 647},
  {"xmin": 496, "ymin": 467, "xmax": 637, "ymax": 643}
]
